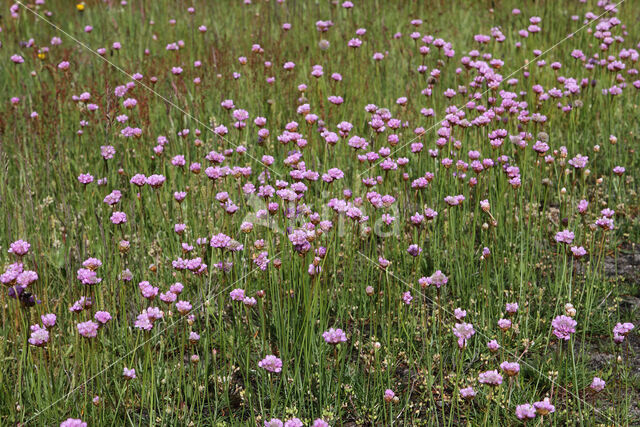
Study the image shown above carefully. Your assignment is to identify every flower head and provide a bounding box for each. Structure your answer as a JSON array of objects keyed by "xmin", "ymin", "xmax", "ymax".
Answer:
[
  {"xmin": 258, "ymin": 355, "xmax": 282, "ymax": 373},
  {"xmin": 515, "ymin": 403, "xmax": 536, "ymax": 420},
  {"xmin": 60, "ymin": 419, "xmax": 87, "ymax": 427},
  {"xmin": 28, "ymin": 325, "xmax": 50, "ymax": 347},
  {"xmin": 322, "ymin": 328, "xmax": 347, "ymax": 344},
  {"xmin": 123, "ymin": 367, "xmax": 136, "ymax": 380},
  {"xmin": 500, "ymin": 361, "xmax": 520, "ymax": 376},
  {"xmin": 478, "ymin": 370, "xmax": 503, "ymax": 386},
  {"xmin": 551, "ymin": 315, "xmax": 577, "ymax": 340},
  {"xmin": 590, "ymin": 377, "xmax": 605, "ymax": 392},
  {"xmin": 533, "ymin": 398, "xmax": 555, "ymax": 415},
  {"xmin": 460, "ymin": 386, "xmax": 476, "ymax": 399},
  {"xmin": 453, "ymin": 322, "xmax": 475, "ymax": 348},
  {"xmin": 426, "ymin": 270, "xmax": 448, "ymax": 288},
  {"xmin": 77, "ymin": 320, "xmax": 99, "ymax": 338},
  {"xmin": 8, "ymin": 240, "xmax": 30, "ymax": 256}
]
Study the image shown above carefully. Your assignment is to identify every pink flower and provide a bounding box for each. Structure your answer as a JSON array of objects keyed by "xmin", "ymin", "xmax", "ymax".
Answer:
[
  {"xmin": 551, "ymin": 315, "xmax": 577, "ymax": 340},
  {"xmin": 230, "ymin": 288, "xmax": 245, "ymax": 301},
  {"xmin": 454, "ymin": 308, "xmax": 467, "ymax": 320},
  {"xmin": 146, "ymin": 174, "xmax": 166, "ymax": 188},
  {"xmin": 516, "ymin": 404, "xmax": 536, "ymax": 420},
  {"xmin": 383, "ymin": 389, "xmax": 395, "ymax": 402},
  {"xmin": 77, "ymin": 321, "xmax": 99, "ymax": 338},
  {"xmin": 453, "ymin": 322, "xmax": 475, "ymax": 348},
  {"xmin": 498, "ymin": 318, "xmax": 512, "ymax": 331},
  {"xmin": 110, "ymin": 211, "xmax": 127, "ymax": 225},
  {"xmin": 94, "ymin": 311, "xmax": 112, "ymax": 324},
  {"xmin": 60, "ymin": 419, "xmax": 87, "ymax": 427},
  {"xmin": 554, "ymin": 230, "xmax": 575, "ymax": 245},
  {"xmin": 613, "ymin": 322, "xmax": 634, "ymax": 343},
  {"xmin": 42, "ymin": 313, "xmax": 57, "ymax": 328},
  {"xmin": 130, "ymin": 174, "xmax": 147, "ymax": 186},
  {"xmin": 478, "ymin": 370, "xmax": 503, "ymax": 386},
  {"xmin": 78, "ymin": 173, "xmax": 94, "ymax": 184},
  {"xmin": 500, "ymin": 361, "xmax": 520, "ymax": 376},
  {"xmin": 533, "ymin": 398, "xmax": 555, "ymax": 415},
  {"xmin": 590, "ymin": 377, "xmax": 605, "ymax": 392},
  {"xmin": 402, "ymin": 291, "xmax": 413, "ymax": 305},
  {"xmin": 322, "ymin": 328, "xmax": 347, "ymax": 344},
  {"xmin": 568, "ymin": 154, "xmax": 588, "ymax": 169},
  {"xmin": 176, "ymin": 300, "xmax": 192, "ymax": 315},
  {"xmin": 159, "ymin": 291, "xmax": 177, "ymax": 304},
  {"xmin": 460, "ymin": 386, "xmax": 476, "ymax": 399},
  {"xmin": 426, "ymin": 270, "xmax": 448, "ymax": 288},
  {"xmin": 258, "ymin": 355, "xmax": 282, "ymax": 373},
  {"xmin": 77, "ymin": 268, "xmax": 101, "ymax": 285},
  {"xmin": 28, "ymin": 325, "xmax": 50, "ymax": 346},
  {"xmin": 8, "ymin": 240, "xmax": 30, "ymax": 256},
  {"xmin": 123, "ymin": 367, "xmax": 136, "ymax": 380}
]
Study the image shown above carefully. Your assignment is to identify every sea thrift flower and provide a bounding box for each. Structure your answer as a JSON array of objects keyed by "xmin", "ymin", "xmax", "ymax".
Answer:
[
  {"xmin": 94, "ymin": 311, "xmax": 112, "ymax": 324},
  {"xmin": 130, "ymin": 174, "xmax": 147, "ymax": 186},
  {"xmin": 189, "ymin": 331, "xmax": 200, "ymax": 344},
  {"xmin": 258, "ymin": 355, "xmax": 282, "ymax": 373},
  {"xmin": 533, "ymin": 398, "xmax": 555, "ymax": 415},
  {"xmin": 139, "ymin": 281, "xmax": 159, "ymax": 300},
  {"xmin": 383, "ymin": 389, "xmax": 395, "ymax": 402},
  {"xmin": 613, "ymin": 322, "xmax": 635, "ymax": 343},
  {"xmin": 590, "ymin": 377, "xmax": 606, "ymax": 392},
  {"xmin": 613, "ymin": 166, "xmax": 625, "ymax": 176},
  {"xmin": 42, "ymin": 313, "xmax": 57, "ymax": 328},
  {"xmin": 460, "ymin": 387, "xmax": 476, "ymax": 399},
  {"xmin": 60, "ymin": 419, "xmax": 87, "ymax": 427},
  {"xmin": 402, "ymin": 291, "xmax": 413, "ymax": 305},
  {"xmin": 123, "ymin": 367, "xmax": 136, "ymax": 380},
  {"xmin": 230, "ymin": 288, "xmax": 245, "ymax": 301},
  {"xmin": 453, "ymin": 322, "xmax": 475, "ymax": 348},
  {"xmin": 159, "ymin": 291, "xmax": 177, "ymax": 304},
  {"xmin": 77, "ymin": 268, "xmax": 101, "ymax": 285},
  {"xmin": 17, "ymin": 270, "xmax": 37, "ymax": 287},
  {"xmin": 77, "ymin": 321, "xmax": 99, "ymax": 338},
  {"xmin": 568, "ymin": 154, "xmax": 588, "ymax": 169},
  {"xmin": 8, "ymin": 240, "xmax": 30, "ymax": 256},
  {"xmin": 487, "ymin": 340, "xmax": 500, "ymax": 352},
  {"xmin": 176, "ymin": 300, "xmax": 192, "ymax": 315},
  {"xmin": 500, "ymin": 361, "xmax": 520, "ymax": 376},
  {"xmin": 322, "ymin": 328, "xmax": 347, "ymax": 344},
  {"xmin": 78, "ymin": 174, "xmax": 94, "ymax": 184},
  {"xmin": 554, "ymin": 230, "xmax": 575, "ymax": 244},
  {"xmin": 110, "ymin": 211, "xmax": 127, "ymax": 224},
  {"xmin": 170, "ymin": 283, "xmax": 184, "ymax": 294},
  {"xmin": 551, "ymin": 315, "xmax": 577, "ymax": 340},
  {"xmin": 516, "ymin": 404, "xmax": 536, "ymax": 420},
  {"xmin": 578, "ymin": 199, "xmax": 589, "ymax": 214},
  {"xmin": 426, "ymin": 270, "xmax": 448, "ymax": 288},
  {"xmin": 478, "ymin": 370, "xmax": 503, "ymax": 386},
  {"xmin": 497, "ymin": 318, "xmax": 512, "ymax": 331},
  {"xmin": 28, "ymin": 325, "xmax": 49, "ymax": 346},
  {"xmin": 571, "ymin": 246, "xmax": 587, "ymax": 258},
  {"xmin": 146, "ymin": 174, "xmax": 166, "ymax": 188}
]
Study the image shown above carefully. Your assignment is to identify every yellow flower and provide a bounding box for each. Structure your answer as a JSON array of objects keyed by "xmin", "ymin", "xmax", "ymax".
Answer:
[
  {"xmin": 37, "ymin": 52, "xmax": 46, "ymax": 60},
  {"xmin": 76, "ymin": 3, "xmax": 85, "ymax": 11}
]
